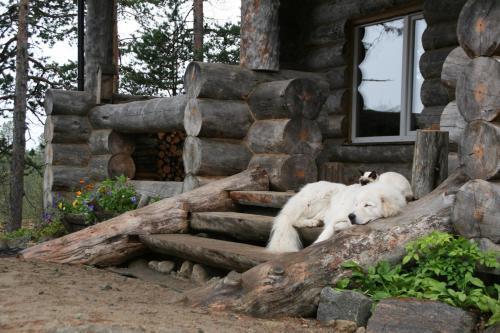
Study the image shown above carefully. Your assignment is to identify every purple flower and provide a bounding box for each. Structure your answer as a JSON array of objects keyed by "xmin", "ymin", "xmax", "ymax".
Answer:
[
  {"xmin": 130, "ymin": 196, "xmax": 137, "ymax": 204},
  {"xmin": 88, "ymin": 204, "xmax": 95, "ymax": 211}
]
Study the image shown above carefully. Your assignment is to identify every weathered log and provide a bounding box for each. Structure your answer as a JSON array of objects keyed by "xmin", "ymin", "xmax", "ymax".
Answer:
[
  {"xmin": 419, "ymin": 47, "xmax": 454, "ymax": 80},
  {"xmin": 423, "ymin": 0, "xmax": 468, "ymax": 25},
  {"xmin": 416, "ymin": 106, "xmax": 445, "ymax": 129},
  {"xmin": 88, "ymin": 153, "xmax": 136, "ymax": 181},
  {"xmin": 306, "ymin": 19, "xmax": 348, "ymax": 46},
  {"xmin": 303, "ymin": 44, "xmax": 346, "ymax": 71},
  {"xmin": 184, "ymin": 62, "xmax": 328, "ymax": 100},
  {"xmin": 45, "ymin": 143, "xmax": 90, "ymax": 166},
  {"xmin": 44, "ymin": 115, "xmax": 91, "ymax": 144},
  {"xmin": 247, "ymin": 78, "xmax": 327, "ymax": 120},
  {"xmin": 422, "ymin": 21, "xmax": 459, "ymax": 50},
  {"xmin": 229, "ymin": 190, "xmax": 293, "ymax": 209},
  {"xmin": 246, "ymin": 119, "xmax": 322, "ymax": 156},
  {"xmin": 89, "ymin": 129, "xmax": 135, "ymax": 155},
  {"xmin": 316, "ymin": 110, "xmax": 347, "ymax": 138},
  {"xmin": 45, "ymin": 89, "xmax": 94, "ymax": 116},
  {"xmin": 439, "ymin": 101, "xmax": 467, "ymax": 145},
  {"xmin": 128, "ymin": 180, "xmax": 183, "ymax": 199},
  {"xmin": 89, "ymin": 96, "xmax": 187, "ymax": 133},
  {"xmin": 22, "ymin": 167, "xmax": 269, "ymax": 266},
  {"xmin": 184, "ymin": 99, "xmax": 252, "ymax": 139},
  {"xmin": 183, "ymin": 137, "xmax": 252, "ymax": 176},
  {"xmin": 184, "ymin": 170, "xmax": 468, "ymax": 317},
  {"xmin": 411, "ymin": 130, "xmax": 449, "ymax": 199},
  {"xmin": 182, "ymin": 174, "xmax": 225, "ymax": 192},
  {"xmin": 320, "ymin": 140, "xmax": 414, "ymax": 163},
  {"xmin": 240, "ymin": 0, "xmax": 280, "ymax": 71},
  {"xmin": 421, "ymin": 78, "xmax": 450, "ymax": 107},
  {"xmin": 111, "ymin": 93, "xmax": 152, "ymax": 104},
  {"xmin": 460, "ymin": 120, "xmax": 500, "ymax": 180},
  {"xmin": 457, "ymin": 0, "xmax": 500, "ymax": 57},
  {"xmin": 319, "ymin": 162, "xmax": 412, "ymax": 186},
  {"xmin": 325, "ymin": 66, "xmax": 349, "ymax": 90},
  {"xmin": 452, "ymin": 179, "xmax": 500, "ymax": 243},
  {"xmin": 248, "ymin": 154, "xmax": 317, "ymax": 191},
  {"xmin": 321, "ymin": 89, "xmax": 349, "ymax": 115},
  {"xmin": 456, "ymin": 57, "xmax": 500, "ymax": 122},
  {"xmin": 441, "ymin": 47, "xmax": 470, "ymax": 96},
  {"xmin": 44, "ymin": 165, "xmax": 89, "ymax": 191}
]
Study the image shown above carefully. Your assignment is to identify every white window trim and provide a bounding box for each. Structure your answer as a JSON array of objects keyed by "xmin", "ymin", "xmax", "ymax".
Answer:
[{"xmin": 351, "ymin": 12, "xmax": 424, "ymax": 144}]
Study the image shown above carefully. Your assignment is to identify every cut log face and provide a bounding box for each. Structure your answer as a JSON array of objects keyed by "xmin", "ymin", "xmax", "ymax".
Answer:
[
  {"xmin": 184, "ymin": 99, "xmax": 252, "ymax": 139},
  {"xmin": 184, "ymin": 171, "xmax": 468, "ymax": 317},
  {"xmin": 460, "ymin": 120, "xmax": 500, "ymax": 180},
  {"xmin": 249, "ymin": 154, "xmax": 317, "ymax": 191},
  {"xmin": 45, "ymin": 143, "xmax": 91, "ymax": 166},
  {"xmin": 441, "ymin": 47, "xmax": 470, "ymax": 97},
  {"xmin": 183, "ymin": 137, "xmax": 252, "ymax": 176},
  {"xmin": 89, "ymin": 129, "xmax": 135, "ymax": 155},
  {"xmin": 247, "ymin": 78, "xmax": 327, "ymax": 120},
  {"xmin": 240, "ymin": 0, "xmax": 280, "ymax": 71},
  {"xmin": 45, "ymin": 89, "xmax": 94, "ymax": 116},
  {"xmin": 452, "ymin": 179, "xmax": 500, "ymax": 243},
  {"xmin": 45, "ymin": 115, "xmax": 92, "ymax": 144},
  {"xmin": 457, "ymin": 0, "xmax": 500, "ymax": 57},
  {"xmin": 439, "ymin": 101, "xmax": 467, "ymax": 145},
  {"xmin": 456, "ymin": 57, "xmax": 500, "ymax": 122},
  {"xmin": 89, "ymin": 96, "xmax": 187, "ymax": 133},
  {"xmin": 89, "ymin": 154, "xmax": 136, "ymax": 181},
  {"xmin": 246, "ymin": 119, "xmax": 322, "ymax": 156}
]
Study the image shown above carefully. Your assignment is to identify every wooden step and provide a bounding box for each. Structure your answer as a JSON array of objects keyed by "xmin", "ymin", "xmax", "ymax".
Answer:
[
  {"xmin": 140, "ymin": 234, "xmax": 276, "ymax": 272},
  {"xmin": 230, "ymin": 190, "xmax": 294, "ymax": 208},
  {"xmin": 190, "ymin": 211, "xmax": 322, "ymax": 245}
]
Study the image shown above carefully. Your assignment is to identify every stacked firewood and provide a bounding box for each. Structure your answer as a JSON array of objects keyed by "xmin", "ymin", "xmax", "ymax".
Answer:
[{"xmin": 157, "ymin": 131, "xmax": 186, "ymax": 181}]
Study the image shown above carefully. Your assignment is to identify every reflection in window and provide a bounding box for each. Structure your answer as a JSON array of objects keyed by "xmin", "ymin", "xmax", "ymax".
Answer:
[{"xmin": 411, "ymin": 18, "xmax": 426, "ymax": 131}]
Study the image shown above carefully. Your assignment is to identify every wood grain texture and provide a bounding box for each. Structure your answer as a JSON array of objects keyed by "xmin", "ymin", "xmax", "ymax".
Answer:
[
  {"xmin": 45, "ymin": 89, "xmax": 94, "ymax": 116},
  {"xmin": 44, "ymin": 115, "xmax": 91, "ymax": 144},
  {"xmin": 422, "ymin": 21, "xmax": 459, "ymax": 50},
  {"xmin": 89, "ymin": 129, "xmax": 135, "ymax": 155},
  {"xmin": 439, "ymin": 101, "xmax": 467, "ymax": 145},
  {"xmin": 441, "ymin": 47, "xmax": 470, "ymax": 97},
  {"xmin": 45, "ymin": 143, "xmax": 90, "ymax": 167},
  {"xmin": 230, "ymin": 190, "xmax": 293, "ymax": 209}
]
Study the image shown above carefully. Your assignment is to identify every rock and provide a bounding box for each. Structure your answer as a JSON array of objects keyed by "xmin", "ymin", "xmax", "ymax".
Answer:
[
  {"xmin": 156, "ymin": 261, "xmax": 175, "ymax": 274},
  {"xmin": 191, "ymin": 264, "xmax": 209, "ymax": 284},
  {"xmin": 472, "ymin": 238, "xmax": 500, "ymax": 275},
  {"xmin": 178, "ymin": 260, "xmax": 194, "ymax": 278},
  {"xmin": 317, "ymin": 288, "xmax": 373, "ymax": 327},
  {"xmin": 334, "ymin": 320, "xmax": 358, "ymax": 333},
  {"xmin": 484, "ymin": 323, "xmax": 500, "ymax": 333},
  {"xmin": 356, "ymin": 327, "xmax": 366, "ymax": 333},
  {"xmin": 100, "ymin": 283, "xmax": 112, "ymax": 291},
  {"xmin": 0, "ymin": 238, "xmax": 7, "ymax": 250},
  {"xmin": 366, "ymin": 298, "xmax": 477, "ymax": 333},
  {"xmin": 147, "ymin": 261, "xmax": 159, "ymax": 270}
]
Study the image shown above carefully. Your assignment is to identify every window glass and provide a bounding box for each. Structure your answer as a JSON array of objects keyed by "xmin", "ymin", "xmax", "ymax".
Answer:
[
  {"xmin": 410, "ymin": 18, "xmax": 426, "ymax": 131},
  {"xmin": 357, "ymin": 19, "xmax": 404, "ymax": 137}
]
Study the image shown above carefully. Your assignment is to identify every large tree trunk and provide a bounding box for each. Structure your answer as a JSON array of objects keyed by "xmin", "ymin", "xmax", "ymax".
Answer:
[
  {"xmin": 193, "ymin": 0, "xmax": 203, "ymax": 61},
  {"xmin": 184, "ymin": 171, "xmax": 468, "ymax": 317},
  {"xmin": 21, "ymin": 167, "xmax": 269, "ymax": 266},
  {"xmin": 8, "ymin": 0, "xmax": 29, "ymax": 232}
]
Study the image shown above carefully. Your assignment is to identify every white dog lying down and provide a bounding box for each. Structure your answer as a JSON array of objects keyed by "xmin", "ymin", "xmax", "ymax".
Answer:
[{"xmin": 267, "ymin": 172, "xmax": 412, "ymax": 253}]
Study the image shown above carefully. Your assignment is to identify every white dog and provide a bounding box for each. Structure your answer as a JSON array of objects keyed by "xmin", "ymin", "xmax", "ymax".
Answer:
[
  {"xmin": 266, "ymin": 181, "xmax": 346, "ymax": 253},
  {"xmin": 359, "ymin": 171, "xmax": 413, "ymax": 202}
]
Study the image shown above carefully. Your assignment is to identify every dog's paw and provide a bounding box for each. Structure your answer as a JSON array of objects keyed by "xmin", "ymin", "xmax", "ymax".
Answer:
[{"xmin": 300, "ymin": 219, "xmax": 323, "ymax": 227}]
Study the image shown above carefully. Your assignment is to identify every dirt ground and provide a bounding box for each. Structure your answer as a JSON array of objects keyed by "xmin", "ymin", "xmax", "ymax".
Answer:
[{"xmin": 0, "ymin": 258, "xmax": 330, "ymax": 333}]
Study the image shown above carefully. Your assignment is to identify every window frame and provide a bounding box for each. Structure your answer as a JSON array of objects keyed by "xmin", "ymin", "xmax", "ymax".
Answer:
[{"xmin": 350, "ymin": 12, "xmax": 425, "ymax": 144}]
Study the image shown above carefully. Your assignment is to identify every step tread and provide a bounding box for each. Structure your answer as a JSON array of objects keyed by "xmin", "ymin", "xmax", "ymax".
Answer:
[
  {"xmin": 140, "ymin": 234, "xmax": 275, "ymax": 272},
  {"xmin": 230, "ymin": 190, "xmax": 295, "ymax": 208}
]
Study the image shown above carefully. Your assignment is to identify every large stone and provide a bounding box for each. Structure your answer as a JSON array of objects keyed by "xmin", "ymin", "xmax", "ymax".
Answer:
[
  {"xmin": 473, "ymin": 238, "xmax": 500, "ymax": 276},
  {"xmin": 178, "ymin": 260, "xmax": 194, "ymax": 278},
  {"xmin": 317, "ymin": 288, "xmax": 373, "ymax": 327},
  {"xmin": 191, "ymin": 264, "xmax": 209, "ymax": 284},
  {"xmin": 484, "ymin": 323, "xmax": 500, "ymax": 333},
  {"xmin": 366, "ymin": 298, "xmax": 477, "ymax": 333}
]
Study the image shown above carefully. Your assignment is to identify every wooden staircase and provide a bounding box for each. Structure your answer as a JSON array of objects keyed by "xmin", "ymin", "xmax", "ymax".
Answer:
[{"xmin": 141, "ymin": 190, "xmax": 323, "ymax": 272}]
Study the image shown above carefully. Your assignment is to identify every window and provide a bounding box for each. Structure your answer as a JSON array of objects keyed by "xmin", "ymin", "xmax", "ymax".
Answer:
[{"xmin": 351, "ymin": 13, "xmax": 426, "ymax": 143}]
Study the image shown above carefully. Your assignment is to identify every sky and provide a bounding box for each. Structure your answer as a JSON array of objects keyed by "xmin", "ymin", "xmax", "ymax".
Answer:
[{"xmin": 25, "ymin": 0, "xmax": 241, "ymax": 148}]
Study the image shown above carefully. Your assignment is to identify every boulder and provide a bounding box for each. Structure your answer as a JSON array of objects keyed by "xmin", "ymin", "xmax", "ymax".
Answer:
[
  {"xmin": 178, "ymin": 260, "xmax": 194, "ymax": 278},
  {"xmin": 484, "ymin": 323, "xmax": 500, "ymax": 333},
  {"xmin": 366, "ymin": 298, "xmax": 477, "ymax": 333},
  {"xmin": 473, "ymin": 238, "xmax": 500, "ymax": 276},
  {"xmin": 317, "ymin": 288, "xmax": 373, "ymax": 327},
  {"xmin": 191, "ymin": 264, "xmax": 209, "ymax": 284},
  {"xmin": 156, "ymin": 261, "xmax": 175, "ymax": 274}
]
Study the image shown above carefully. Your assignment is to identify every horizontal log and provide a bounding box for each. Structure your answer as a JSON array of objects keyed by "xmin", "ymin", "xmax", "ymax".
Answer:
[
  {"xmin": 23, "ymin": 167, "xmax": 269, "ymax": 266},
  {"xmin": 419, "ymin": 47, "xmax": 454, "ymax": 80},
  {"xmin": 246, "ymin": 118, "xmax": 322, "ymax": 156},
  {"xmin": 44, "ymin": 165, "xmax": 90, "ymax": 191},
  {"xmin": 240, "ymin": 0, "xmax": 280, "ymax": 71},
  {"xmin": 89, "ymin": 129, "xmax": 135, "ymax": 155},
  {"xmin": 452, "ymin": 179, "xmax": 500, "ymax": 243},
  {"xmin": 184, "ymin": 99, "xmax": 252, "ymax": 139},
  {"xmin": 306, "ymin": 19, "xmax": 348, "ymax": 46},
  {"xmin": 324, "ymin": 66, "xmax": 349, "ymax": 90},
  {"xmin": 321, "ymin": 89, "xmax": 349, "ymax": 115},
  {"xmin": 416, "ymin": 106, "xmax": 445, "ymax": 129},
  {"xmin": 460, "ymin": 120, "xmax": 500, "ymax": 180},
  {"xmin": 457, "ymin": 0, "xmax": 500, "ymax": 57},
  {"xmin": 421, "ymin": 78, "xmax": 451, "ymax": 107},
  {"xmin": 423, "ymin": 0, "xmax": 468, "ymax": 25},
  {"xmin": 111, "ymin": 93, "xmax": 152, "ymax": 104},
  {"xmin": 422, "ymin": 21, "xmax": 459, "ymax": 50},
  {"xmin": 183, "ymin": 137, "xmax": 252, "ymax": 176},
  {"xmin": 88, "ymin": 153, "xmax": 136, "ymax": 181},
  {"xmin": 182, "ymin": 174, "xmax": 225, "ymax": 192},
  {"xmin": 439, "ymin": 101, "xmax": 466, "ymax": 144},
  {"xmin": 45, "ymin": 143, "xmax": 90, "ymax": 166},
  {"xmin": 89, "ymin": 96, "xmax": 187, "ymax": 133},
  {"xmin": 128, "ymin": 180, "xmax": 183, "ymax": 199},
  {"xmin": 248, "ymin": 154, "xmax": 317, "ymax": 191},
  {"xmin": 321, "ymin": 140, "xmax": 414, "ymax": 163},
  {"xmin": 229, "ymin": 190, "xmax": 293, "ymax": 209},
  {"xmin": 184, "ymin": 62, "xmax": 329, "ymax": 100},
  {"xmin": 456, "ymin": 57, "xmax": 500, "ymax": 122},
  {"xmin": 303, "ymin": 44, "xmax": 347, "ymax": 71},
  {"xmin": 247, "ymin": 78, "xmax": 327, "ymax": 120},
  {"xmin": 317, "ymin": 110, "xmax": 347, "ymax": 138},
  {"xmin": 45, "ymin": 89, "xmax": 94, "ymax": 116},
  {"xmin": 44, "ymin": 115, "xmax": 91, "ymax": 144},
  {"xmin": 441, "ymin": 47, "xmax": 470, "ymax": 96},
  {"xmin": 310, "ymin": 2, "xmax": 362, "ymax": 27}
]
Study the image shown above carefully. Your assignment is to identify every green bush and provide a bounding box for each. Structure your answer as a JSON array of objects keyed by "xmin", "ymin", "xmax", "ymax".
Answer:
[{"xmin": 336, "ymin": 232, "xmax": 500, "ymax": 326}]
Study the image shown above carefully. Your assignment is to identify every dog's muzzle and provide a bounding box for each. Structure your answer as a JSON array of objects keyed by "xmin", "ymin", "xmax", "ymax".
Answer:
[{"xmin": 348, "ymin": 213, "xmax": 356, "ymax": 223}]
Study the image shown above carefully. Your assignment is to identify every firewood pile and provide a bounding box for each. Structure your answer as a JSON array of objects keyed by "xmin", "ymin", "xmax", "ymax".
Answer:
[{"xmin": 157, "ymin": 131, "xmax": 186, "ymax": 181}]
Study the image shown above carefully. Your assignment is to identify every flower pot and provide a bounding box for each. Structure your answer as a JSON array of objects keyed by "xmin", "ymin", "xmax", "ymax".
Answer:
[{"xmin": 62, "ymin": 213, "xmax": 88, "ymax": 232}]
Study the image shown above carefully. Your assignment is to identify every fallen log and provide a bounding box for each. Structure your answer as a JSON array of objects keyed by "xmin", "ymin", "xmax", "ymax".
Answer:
[
  {"xmin": 45, "ymin": 89, "xmax": 95, "ymax": 116},
  {"xmin": 21, "ymin": 167, "xmax": 269, "ymax": 266},
  {"xmin": 184, "ymin": 170, "xmax": 468, "ymax": 317},
  {"xmin": 182, "ymin": 174, "xmax": 225, "ymax": 192}
]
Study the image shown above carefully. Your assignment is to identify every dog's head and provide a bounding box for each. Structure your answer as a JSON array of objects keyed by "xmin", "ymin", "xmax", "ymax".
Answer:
[
  {"xmin": 348, "ymin": 186, "xmax": 406, "ymax": 225},
  {"xmin": 359, "ymin": 170, "xmax": 378, "ymax": 186}
]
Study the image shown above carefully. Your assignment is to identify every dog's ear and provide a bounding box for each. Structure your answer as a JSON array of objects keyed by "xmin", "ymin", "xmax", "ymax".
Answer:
[
  {"xmin": 369, "ymin": 171, "xmax": 378, "ymax": 179},
  {"xmin": 380, "ymin": 195, "xmax": 403, "ymax": 217}
]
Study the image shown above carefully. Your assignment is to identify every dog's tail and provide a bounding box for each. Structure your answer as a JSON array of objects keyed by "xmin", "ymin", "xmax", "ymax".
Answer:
[{"xmin": 266, "ymin": 213, "xmax": 302, "ymax": 253}]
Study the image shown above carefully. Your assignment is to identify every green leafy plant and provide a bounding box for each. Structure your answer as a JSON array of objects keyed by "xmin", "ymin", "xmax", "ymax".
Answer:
[{"xmin": 336, "ymin": 232, "xmax": 500, "ymax": 326}]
